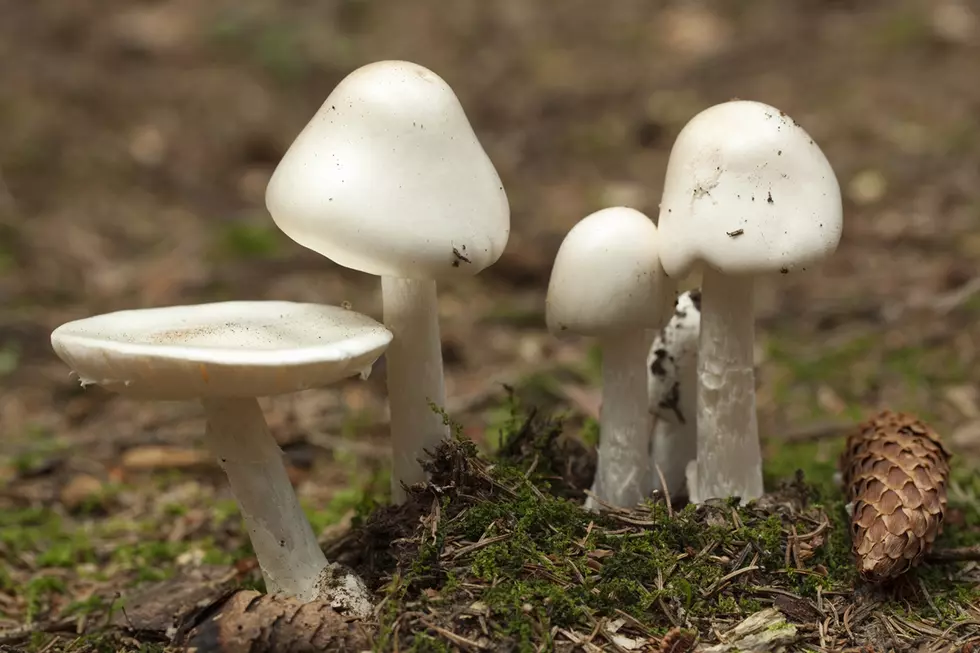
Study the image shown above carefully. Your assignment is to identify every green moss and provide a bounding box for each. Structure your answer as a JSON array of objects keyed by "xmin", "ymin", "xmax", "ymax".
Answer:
[
  {"xmin": 201, "ymin": 536, "xmax": 242, "ymax": 567},
  {"xmin": 212, "ymin": 498, "xmax": 240, "ymax": 524},
  {"xmin": 584, "ymin": 344, "xmax": 603, "ymax": 382},
  {"xmin": 376, "ymin": 425, "xmax": 873, "ymax": 650},
  {"xmin": 483, "ymin": 579, "xmax": 576, "ymax": 649},
  {"xmin": 9, "ymin": 432, "xmax": 67, "ymax": 476},
  {"xmin": 62, "ymin": 594, "xmax": 108, "ymax": 618},
  {"xmin": 408, "ymin": 632, "xmax": 453, "ymax": 653},
  {"xmin": 24, "ymin": 575, "xmax": 66, "ymax": 624},
  {"xmin": 0, "ymin": 341, "xmax": 20, "ymax": 376},
  {"xmin": 304, "ymin": 469, "xmax": 389, "ymax": 536},
  {"xmin": 111, "ymin": 541, "xmax": 184, "ymax": 567},
  {"xmin": 874, "ymin": 9, "xmax": 932, "ymax": 49},
  {"xmin": 163, "ymin": 502, "xmax": 188, "ymax": 517},
  {"xmin": 767, "ymin": 334, "xmax": 876, "ymax": 388},
  {"xmin": 36, "ymin": 536, "xmax": 95, "ymax": 567},
  {"xmin": 480, "ymin": 302, "xmax": 545, "ymax": 329},
  {"xmin": 26, "ymin": 632, "xmax": 170, "ymax": 653},
  {"xmin": 218, "ymin": 222, "xmax": 283, "ymax": 260},
  {"xmin": 0, "ymin": 506, "xmax": 103, "ymax": 580},
  {"xmin": 580, "ymin": 417, "xmax": 599, "ymax": 447}
]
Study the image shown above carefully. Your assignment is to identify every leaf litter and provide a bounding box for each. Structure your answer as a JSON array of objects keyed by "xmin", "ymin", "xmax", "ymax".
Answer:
[{"xmin": 3, "ymin": 402, "xmax": 980, "ymax": 652}]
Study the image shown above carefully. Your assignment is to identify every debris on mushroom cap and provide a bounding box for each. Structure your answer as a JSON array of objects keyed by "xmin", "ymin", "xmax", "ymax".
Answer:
[
  {"xmin": 265, "ymin": 60, "xmax": 510, "ymax": 281},
  {"xmin": 49, "ymin": 301, "xmax": 393, "ymax": 400},
  {"xmin": 657, "ymin": 100, "xmax": 843, "ymax": 279},
  {"xmin": 546, "ymin": 206, "xmax": 669, "ymax": 337},
  {"xmin": 648, "ymin": 289, "xmax": 701, "ymax": 424},
  {"xmin": 840, "ymin": 410, "xmax": 951, "ymax": 583}
]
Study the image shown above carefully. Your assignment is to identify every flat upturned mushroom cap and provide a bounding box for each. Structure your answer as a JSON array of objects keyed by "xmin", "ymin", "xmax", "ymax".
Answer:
[
  {"xmin": 266, "ymin": 60, "xmax": 510, "ymax": 281},
  {"xmin": 546, "ymin": 207, "xmax": 666, "ymax": 337},
  {"xmin": 657, "ymin": 100, "xmax": 843, "ymax": 278},
  {"xmin": 51, "ymin": 302, "xmax": 392, "ymax": 400}
]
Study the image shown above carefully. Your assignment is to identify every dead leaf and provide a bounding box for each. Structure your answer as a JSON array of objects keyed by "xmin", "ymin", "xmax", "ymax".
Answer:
[
  {"xmin": 178, "ymin": 590, "xmax": 373, "ymax": 652},
  {"xmin": 816, "ymin": 385, "xmax": 847, "ymax": 416},
  {"xmin": 60, "ymin": 474, "xmax": 104, "ymax": 512},
  {"xmin": 701, "ymin": 609, "xmax": 797, "ymax": 653},
  {"xmin": 944, "ymin": 385, "xmax": 980, "ymax": 419},
  {"xmin": 951, "ymin": 419, "xmax": 980, "ymax": 450},
  {"xmin": 121, "ymin": 445, "xmax": 213, "ymax": 471},
  {"xmin": 773, "ymin": 594, "xmax": 820, "ymax": 623},
  {"xmin": 112, "ymin": 565, "xmax": 240, "ymax": 637}
]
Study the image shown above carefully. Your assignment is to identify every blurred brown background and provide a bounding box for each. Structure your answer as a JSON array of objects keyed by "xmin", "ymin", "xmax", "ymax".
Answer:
[{"xmin": 2, "ymin": 0, "xmax": 980, "ymax": 491}]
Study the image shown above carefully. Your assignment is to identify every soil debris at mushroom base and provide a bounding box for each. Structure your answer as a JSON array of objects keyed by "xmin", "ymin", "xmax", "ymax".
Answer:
[
  {"xmin": 3, "ymin": 406, "xmax": 980, "ymax": 652},
  {"xmin": 318, "ymin": 407, "xmax": 980, "ymax": 652}
]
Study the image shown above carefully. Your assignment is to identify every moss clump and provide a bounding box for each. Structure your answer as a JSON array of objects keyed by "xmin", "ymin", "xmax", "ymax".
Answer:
[
  {"xmin": 330, "ymin": 401, "xmax": 980, "ymax": 652},
  {"xmin": 349, "ymin": 435, "xmax": 849, "ymax": 651}
]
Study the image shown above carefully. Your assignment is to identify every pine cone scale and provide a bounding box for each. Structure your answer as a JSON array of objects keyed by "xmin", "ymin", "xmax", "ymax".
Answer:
[{"xmin": 840, "ymin": 411, "xmax": 951, "ymax": 583}]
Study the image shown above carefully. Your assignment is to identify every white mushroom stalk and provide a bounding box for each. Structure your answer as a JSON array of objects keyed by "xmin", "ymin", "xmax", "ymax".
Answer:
[
  {"xmin": 546, "ymin": 207, "xmax": 672, "ymax": 509},
  {"xmin": 265, "ymin": 60, "xmax": 510, "ymax": 502},
  {"xmin": 380, "ymin": 277, "xmax": 446, "ymax": 493},
  {"xmin": 657, "ymin": 100, "xmax": 843, "ymax": 504},
  {"xmin": 647, "ymin": 289, "xmax": 701, "ymax": 501},
  {"xmin": 50, "ymin": 301, "xmax": 392, "ymax": 614}
]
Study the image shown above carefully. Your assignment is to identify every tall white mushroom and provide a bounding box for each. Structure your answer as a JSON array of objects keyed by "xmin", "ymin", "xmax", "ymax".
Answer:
[
  {"xmin": 546, "ymin": 207, "xmax": 671, "ymax": 509},
  {"xmin": 657, "ymin": 100, "xmax": 843, "ymax": 504},
  {"xmin": 50, "ymin": 301, "xmax": 392, "ymax": 614},
  {"xmin": 265, "ymin": 60, "xmax": 509, "ymax": 502},
  {"xmin": 648, "ymin": 289, "xmax": 701, "ymax": 501}
]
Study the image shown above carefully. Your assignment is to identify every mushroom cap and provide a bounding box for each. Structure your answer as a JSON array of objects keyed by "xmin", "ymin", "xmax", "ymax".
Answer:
[
  {"xmin": 266, "ymin": 60, "xmax": 510, "ymax": 281},
  {"xmin": 657, "ymin": 100, "xmax": 843, "ymax": 278},
  {"xmin": 546, "ymin": 207, "xmax": 668, "ymax": 337},
  {"xmin": 50, "ymin": 302, "xmax": 393, "ymax": 400}
]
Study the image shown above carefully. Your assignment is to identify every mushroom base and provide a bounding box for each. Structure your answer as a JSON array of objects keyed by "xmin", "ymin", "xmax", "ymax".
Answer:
[
  {"xmin": 587, "ymin": 330, "xmax": 654, "ymax": 510},
  {"xmin": 694, "ymin": 269, "xmax": 764, "ymax": 503},
  {"xmin": 381, "ymin": 276, "xmax": 450, "ymax": 503}
]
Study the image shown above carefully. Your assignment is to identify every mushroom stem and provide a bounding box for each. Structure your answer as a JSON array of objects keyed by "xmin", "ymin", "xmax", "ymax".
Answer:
[
  {"xmin": 201, "ymin": 397, "xmax": 330, "ymax": 602},
  {"xmin": 381, "ymin": 276, "xmax": 449, "ymax": 502},
  {"xmin": 652, "ymin": 418, "xmax": 696, "ymax": 500},
  {"xmin": 695, "ymin": 268, "xmax": 764, "ymax": 503},
  {"xmin": 588, "ymin": 330, "xmax": 654, "ymax": 509}
]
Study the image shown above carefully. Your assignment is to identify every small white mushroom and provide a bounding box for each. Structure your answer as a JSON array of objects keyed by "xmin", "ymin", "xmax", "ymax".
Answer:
[
  {"xmin": 546, "ymin": 207, "xmax": 672, "ymax": 509},
  {"xmin": 657, "ymin": 100, "xmax": 843, "ymax": 504},
  {"xmin": 265, "ymin": 60, "xmax": 509, "ymax": 502},
  {"xmin": 648, "ymin": 289, "xmax": 701, "ymax": 501},
  {"xmin": 50, "ymin": 301, "xmax": 392, "ymax": 614}
]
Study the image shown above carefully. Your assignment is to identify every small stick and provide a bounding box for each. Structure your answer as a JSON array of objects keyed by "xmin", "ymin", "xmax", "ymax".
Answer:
[
  {"xmin": 927, "ymin": 545, "xmax": 980, "ymax": 562},
  {"xmin": 654, "ymin": 463, "xmax": 673, "ymax": 518},
  {"xmin": 421, "ymin": 620, "xmax": 487, "ymax": 651}
]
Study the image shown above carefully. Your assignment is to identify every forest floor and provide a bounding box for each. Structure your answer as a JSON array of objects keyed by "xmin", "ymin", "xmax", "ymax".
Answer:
[{"xmin": 2, "ymin": 0, "xmax": 980, "ymax": 651}]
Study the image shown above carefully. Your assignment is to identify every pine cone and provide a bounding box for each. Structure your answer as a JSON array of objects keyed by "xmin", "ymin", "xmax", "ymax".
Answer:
[
  {"xmin": 840, "ymin": 411, "xmax": 951, "ymax": 582},
  {"xmin": 657, "ymin": 627, "xmax": 697, "ymax": 653}
]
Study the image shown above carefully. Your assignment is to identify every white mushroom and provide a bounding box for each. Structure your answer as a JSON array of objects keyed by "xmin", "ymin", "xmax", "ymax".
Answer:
[
  {"xmin": 648, "ymin": 289, "xmax": 701, "ymax": 501},
  {"xmin": 546, "ymin": 207, "xmax": 672, "ymax": 509},
  {"xmin": 265, "ymin": 60, "xmax": 509, "ymax": 502},
  {"xmin": 50, "ymin": 301, "xmax": 392, "ymax": 614},
  {"xmin": 657, "ymin": 100, "xmax": 843, "ymax": 503}
]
